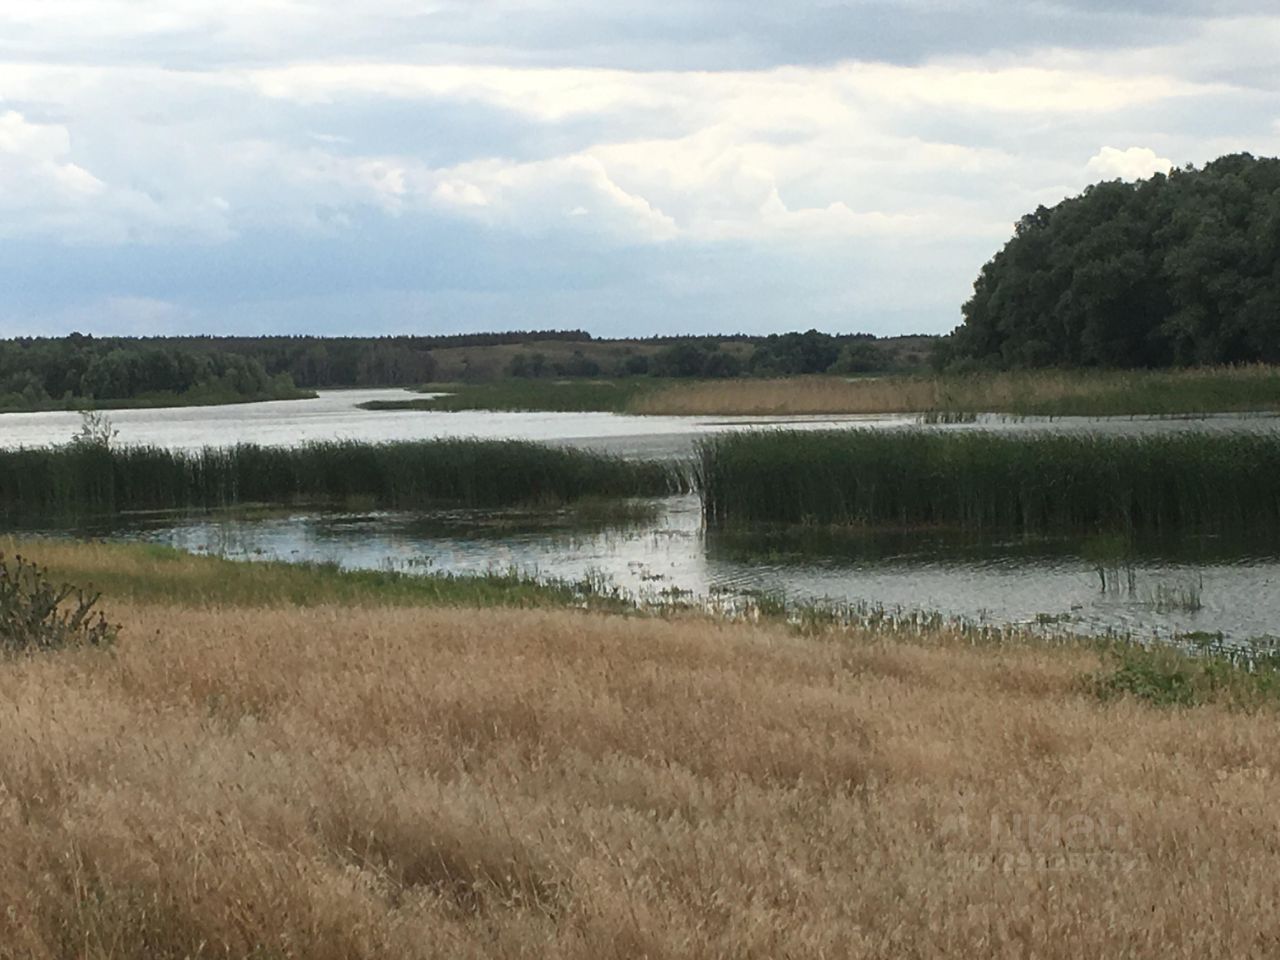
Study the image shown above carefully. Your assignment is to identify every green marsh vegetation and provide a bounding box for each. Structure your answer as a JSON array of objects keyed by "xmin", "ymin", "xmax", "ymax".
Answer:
[
  {"xmin": 697, "ymin": 428, "xmax": 1280, "ymax": 538},
  {"xmin": 1088, "ymin": 634, "xmax": 1280, "ymax": 709},
  {"xmin": 0, "ymin": 438, "xmax": 684, "ymax": 518}
]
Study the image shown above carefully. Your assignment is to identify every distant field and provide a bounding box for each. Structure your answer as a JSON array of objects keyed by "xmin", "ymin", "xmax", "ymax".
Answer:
[
  {"xmin": 359, "ymin": 366, "xmax": 1280, "ymax": 418},
  {"xmin": 5, "ymin": 537, "xmax": 1280, "ymax": 957},
  {"xmin": 632, "ymin": 365, "xmax": 1280, "ymax": 417}
]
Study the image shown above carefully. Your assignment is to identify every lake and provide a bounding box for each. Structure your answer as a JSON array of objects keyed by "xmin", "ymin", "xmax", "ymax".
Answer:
[
  {"xmin": 0, "ymin": 388, "xmax": 924, "ymax": 459},
  {"xmin": 5, "ymin": 389, "xmax": 1280, "ymax": 642}
]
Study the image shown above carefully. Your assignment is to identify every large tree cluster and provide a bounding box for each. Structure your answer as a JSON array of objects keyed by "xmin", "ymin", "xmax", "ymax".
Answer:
[{"xmin": 951, "ymin": 153, "xmax": 1280, "ymax": 368}]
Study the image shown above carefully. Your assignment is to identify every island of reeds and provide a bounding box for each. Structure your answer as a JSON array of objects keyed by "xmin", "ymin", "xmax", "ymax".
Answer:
[
  {"xmin": 0, "ymin": 438, "xmax": 683, "ymax": 519},
  {"xmin": 697, "ymin": 428, "xmax": 1280, "ymax": 538}
]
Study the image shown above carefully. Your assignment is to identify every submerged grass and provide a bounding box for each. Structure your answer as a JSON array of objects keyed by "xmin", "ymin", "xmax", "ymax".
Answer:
[
  {"xmin": 698, "ymin": 428, "xmax": 1280, "ymax": 537},
  {"xmin": 3, "ymin": 537, "xmax": 629, "ymax": 610},
  {"xmin": 0, "ymin": 438, "xmax": 682, "ymax": 517},
  {"xmin": 7, "ymin": 538, "xmax": 1280, "ymax": 956},
  {"xmin": 633, "ymin": 365, "xmax": 1280, "ymax": 417}
]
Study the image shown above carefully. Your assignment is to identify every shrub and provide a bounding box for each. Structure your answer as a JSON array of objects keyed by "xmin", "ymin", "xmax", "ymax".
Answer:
[
  {"xmin": 1085, "ymin": 640, "xmax": 1280, "ymax": 709},
  {"xmin": 69, "ymin": 410, "xmax": 118, "ymax": 449},
  {"xmin": 0, "ymin": 553, "xmax": 117, "ymax": 653}
]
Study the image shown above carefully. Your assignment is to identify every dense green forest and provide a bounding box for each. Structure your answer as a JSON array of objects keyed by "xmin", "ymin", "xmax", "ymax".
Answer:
[
  {"xmin": 947, "ymin": 153, "xmax": 1280, "ymax": 368},
  {"xmin": 0, "ymin": 337, "xmax": 307, "ymax": 411}
]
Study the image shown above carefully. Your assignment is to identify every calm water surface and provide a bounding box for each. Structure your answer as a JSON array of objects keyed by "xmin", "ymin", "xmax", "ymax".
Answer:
[{"xmin": 5, "ymin": 390, "xmax": 1279, "ymax": 641}]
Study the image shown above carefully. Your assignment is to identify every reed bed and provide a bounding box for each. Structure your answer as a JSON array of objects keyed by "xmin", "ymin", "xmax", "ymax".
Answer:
[
  {"xmin": 698, "ymin": 428, "xmax": 1280, "ymax": 536},
  {"xmin": 0, "ymin": 439, "xmax": 680, "ymax": 516},
  {"xmin": 5, "ymin": 573, "xmax": 1280, "ymax": 957},
  {"xmin": 630, "ymin": 365, "xmax": 1280, "ymax": 416}
]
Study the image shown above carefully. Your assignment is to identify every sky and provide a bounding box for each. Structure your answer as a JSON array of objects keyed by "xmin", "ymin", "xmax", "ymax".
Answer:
[{"xmin": 0, "ymin": 2, "xmax": 1277, "ymax": 339}]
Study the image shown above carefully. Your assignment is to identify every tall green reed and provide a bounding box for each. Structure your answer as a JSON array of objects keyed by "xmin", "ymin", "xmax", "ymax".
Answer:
[
  {"xmin": 697, "ymin": 429, "xmax": 1280, "ymax": 537},
  {"xmin": 0, "ymin": 439, "xmax": 682, "ymax": 517}
]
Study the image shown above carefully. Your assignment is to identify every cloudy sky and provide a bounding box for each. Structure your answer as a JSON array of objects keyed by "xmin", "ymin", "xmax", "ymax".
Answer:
[{"xmin": 1, "ymin": 2, "xmax": 1276, "ymax": 338}]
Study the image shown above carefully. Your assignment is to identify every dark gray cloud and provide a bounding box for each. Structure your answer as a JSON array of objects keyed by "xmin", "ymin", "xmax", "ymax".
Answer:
[{"xmin": 0, "ymin": 1, "xmax": 1266, "ymax": 72}]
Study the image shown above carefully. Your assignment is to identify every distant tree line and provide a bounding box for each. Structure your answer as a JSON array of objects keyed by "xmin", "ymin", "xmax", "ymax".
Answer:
[
  {"xmin": 946, "ymin": 153, "xmax": 1280, "ymax": 369},
  {"xmin": 0, "ymin": 328, "xmax": 907, "ymax": 410},
  {"xmin": 95, "ymin": 333, "xmax": 589, "ymax": 388},
  {"xmin": 0, "ymin": 336, "xmax": 304, "ymax": 410},
  {"xmin": 507, "ymin": 331, "xmax": 885, "ymax": 380}
]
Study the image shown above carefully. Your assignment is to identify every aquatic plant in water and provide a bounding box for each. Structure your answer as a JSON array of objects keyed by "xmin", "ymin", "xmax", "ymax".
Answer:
[
  {"xmin": 697, "ymin": 429, "xmax": 1280, "ymax": 539},
  {"xmin": 0, "ymin": 438, "xmax": 686, "ymax": 517}
]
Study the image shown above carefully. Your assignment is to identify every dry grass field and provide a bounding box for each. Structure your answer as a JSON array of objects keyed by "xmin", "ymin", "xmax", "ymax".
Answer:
[
  {"xmin": 3, "ymin": 544, "xmax": 1280, "ymax": 957},
  {"xmin": 629, "ymin": 365, "xmax": 1280, "ymax": 417}
]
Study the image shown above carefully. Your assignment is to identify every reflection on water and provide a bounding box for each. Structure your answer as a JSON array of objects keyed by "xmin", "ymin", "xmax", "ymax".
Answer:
[{"xmin": 36, "ymin": 494, "xmax": 1280, "ymax": 644}]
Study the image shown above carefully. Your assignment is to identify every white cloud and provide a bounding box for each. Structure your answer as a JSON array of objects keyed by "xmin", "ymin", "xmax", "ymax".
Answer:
[
  {"xmin": 0, "ymin": 109, "xmax": 111, "ymax": 238},
  {"xmin": 252, "ymin": 63, "xmax": 681, "ymax": 121},
  {"xmin": 0, "ymin": 105, "xmax": 241, "ymax": 243},
  {"xmin": 1086, "ymin": 145, "xmax": 1174, "ymax": 180},
  {"xmin": 424, "ymin": 154, "xmax": 679, "ymax": 241},
  {"xmin": 0, "ymin": 109, "xmax": 105, "ymax": 198},
  {"xmin": 250, "ymin": 58, "xmax": 1223, "ymax": 122}
]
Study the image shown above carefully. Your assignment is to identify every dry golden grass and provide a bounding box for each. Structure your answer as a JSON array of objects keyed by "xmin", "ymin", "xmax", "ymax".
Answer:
[
  {"xmin": 4, "ymin": 593, "xmax": 1280, "ymax": 958},
  {"xmin": 629, "ymin": 366, "xmax": 1280, "ymax": 416}
]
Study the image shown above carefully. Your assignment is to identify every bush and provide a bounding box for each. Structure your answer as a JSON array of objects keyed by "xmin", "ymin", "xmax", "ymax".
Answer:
[
  {"xmin": 69, "ymin": 410, "xmax": 118, "ymax": 449},
  {"xmin": 1086, "ymin": 639, "xmax": 1280, "ymax": 709},
  {"xmin": 0, "ymin": 553, "xmax": 117, "ymax": 653},
  {"xmin": 831, "ymin": 341, "xmax": 885, "ymax": 374}
]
